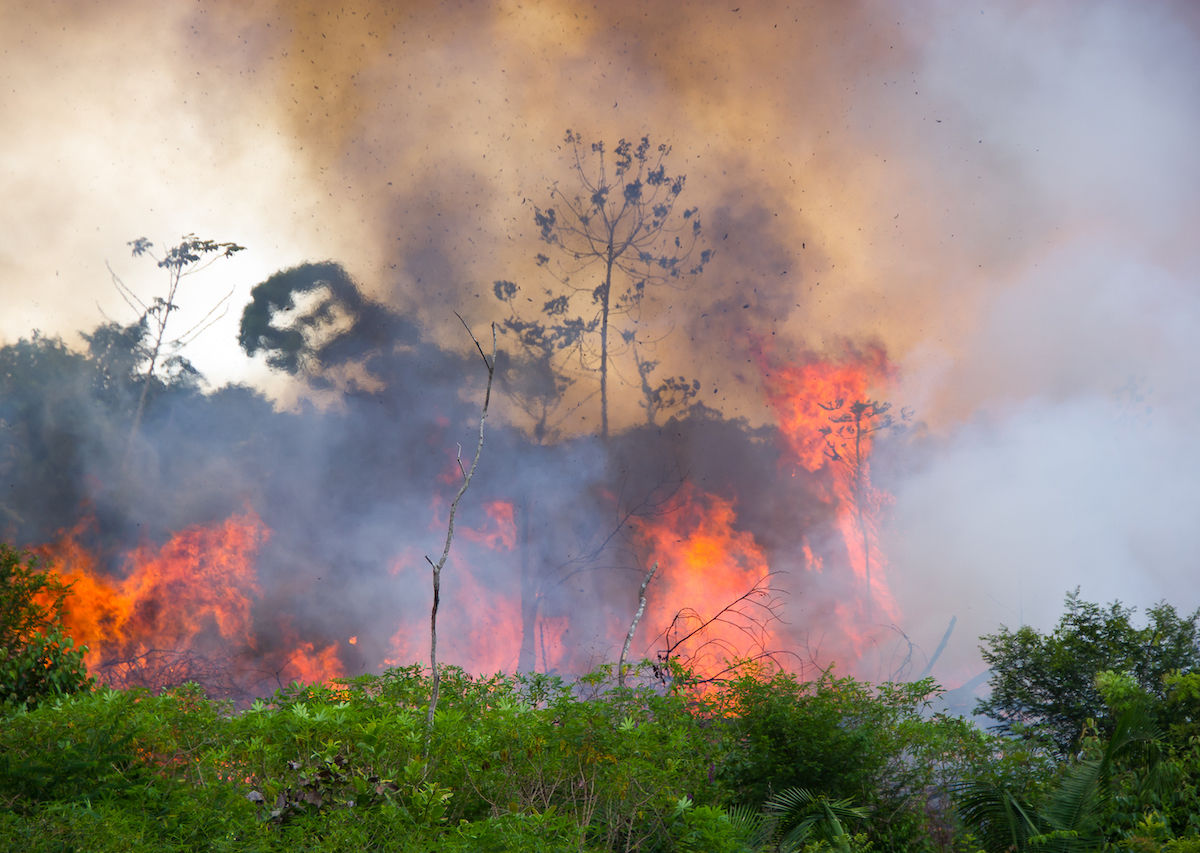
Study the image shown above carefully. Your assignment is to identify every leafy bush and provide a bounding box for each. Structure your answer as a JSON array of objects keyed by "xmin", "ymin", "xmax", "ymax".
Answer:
[
  {"xmin": 665, "ymin": 796, "xmax": 755, "ymax": 852},
  {"xmin": 976, "ymin": 590, "xmax": 1200, "ymax": 756},
  {"xmin": 714, "ymin": 665, "xmax": 997, "ymax": 851},
  {"xmin": 0, "ymin": 543, "xmax": 93, "ymax": 713},
  {"xmin": 0, "ymin": 657, "xmax": 1045, "ymax": 851}
]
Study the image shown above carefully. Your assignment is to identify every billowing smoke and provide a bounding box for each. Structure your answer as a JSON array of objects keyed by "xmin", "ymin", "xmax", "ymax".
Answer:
[{"xmin": 2, "ymin": 0, "xmax": 1198, "ymax": 698}]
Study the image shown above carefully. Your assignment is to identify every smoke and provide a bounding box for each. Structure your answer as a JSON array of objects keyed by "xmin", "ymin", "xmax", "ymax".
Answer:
[
  {"xmin": 2, "ymin": 0, "xmax": 1198, "ymax": 692},
  {"xmin": 878, "ymin": 2, "xmax": 1200, "ymax": 683},
  {"xmin": 884, "ymin": 241, "xmax": 1200, "ymax": 682}
]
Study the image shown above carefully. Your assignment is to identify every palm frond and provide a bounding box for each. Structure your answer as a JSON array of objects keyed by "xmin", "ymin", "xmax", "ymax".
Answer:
[
  {"xmin": 955, "ymin": 780, "xmax": 1042, "ymax": 852},
  {"xmin": 725, "ymin": 802, "xmax": 770, "ymax": 849},
  {"xmin": 764, "ymin": 787, "xmax": 868, "ymax": 853}
]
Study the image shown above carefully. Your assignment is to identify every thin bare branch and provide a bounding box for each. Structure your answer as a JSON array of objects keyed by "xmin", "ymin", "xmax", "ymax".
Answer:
[
  {"xmin": 174, "ymin": 287, "xmax": 235, "ymax": 345},
  {"xmin": 424, "ymin": 320, "xmax": 498, "ymax": 756}
]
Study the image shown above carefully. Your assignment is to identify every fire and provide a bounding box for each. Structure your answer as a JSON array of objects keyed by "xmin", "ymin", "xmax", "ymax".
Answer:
[
  {"xmin": 460, "ymin": 499, "xmax": 517, "ymax": 551},
  {"xmin": 386, "ymin": 498, "xmax": 524, "ymax": 673},
  {"xmin": 759, "ymin": 343, "xmax": 892, "ymax": 473},
  {"xmin": 758, "ymin": 343, "xmax": 901, "ymax": 643},
  {"xmin": 385, "ymin": 555, "xmax": 522, "ymax": 674},
  {"xmin": 38, "ymin": 511, "xmax": 267, "ymax": 676},
  {"xmin": 631, "ymin": 484, "xmax": 776, "ymax": 679},
  {"xmin": 31, "ymin": 509, "xmax": 345, "ymax": 694},
  {"xmin": 36, "ymin": 509, "xmax": 352, "ymax": 694},
  {"xmin": 279, "ymin": 640, "xmax": 344, "ymax": 684}
]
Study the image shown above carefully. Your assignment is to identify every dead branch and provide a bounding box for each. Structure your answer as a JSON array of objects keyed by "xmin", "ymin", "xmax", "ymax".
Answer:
[
  {"xmin": 918, "ymin": 615, "xmax": 957, "ymax": 680},
  {"xmin": 617, "ymin": 561, "xmax": 657, "ymax": 687},
  {"xmin": 651, "ymin": 572, "xmax": 794, "ymax": 687},
  {"xmin": 424, "ymin": 317, "xmax": 497, "ymax": 754}
]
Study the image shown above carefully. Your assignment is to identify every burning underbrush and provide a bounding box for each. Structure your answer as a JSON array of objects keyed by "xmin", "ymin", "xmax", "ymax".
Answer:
[
  {"xmin": 35, "ymin": 509, "xmax": 346, "ymax": 698},
  {"xmin": 15, "ymin": 329, "xmax": 917, "ymax": 702}
]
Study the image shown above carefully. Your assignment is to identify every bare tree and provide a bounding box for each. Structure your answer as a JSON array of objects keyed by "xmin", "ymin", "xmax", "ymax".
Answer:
[
  {"xmin": 111, "ymin": 234, "xmax": 245, "ymax": 451},
  {"xmin": 425, "ymin": 318, "xmax": 497, "ymax": 752},
  {"xmin": 497, "ymin": 130, "xmax": 711, "ymax": 439}
]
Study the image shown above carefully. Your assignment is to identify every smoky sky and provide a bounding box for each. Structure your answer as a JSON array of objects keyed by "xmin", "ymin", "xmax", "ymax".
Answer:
[{"xmin": 2, "ymin": 0, "xmax": 1199, "ymax": 687}]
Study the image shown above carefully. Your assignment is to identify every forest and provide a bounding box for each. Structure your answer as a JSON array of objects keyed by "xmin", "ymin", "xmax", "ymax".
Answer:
[
  {"xmin": 2, "ymin": 262, "xmax": 1199, "ymax": 849},
  {"xmin": 2, "ymin": 136, "xmax": 1198, "ymax": 850}
]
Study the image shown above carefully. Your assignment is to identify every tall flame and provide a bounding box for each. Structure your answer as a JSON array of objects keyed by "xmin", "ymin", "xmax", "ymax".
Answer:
[
  {"xmin": 758, "ymin": 344, "xmax": 901, "ymax": 650},
  {"xmin": 387, "ymin": 498, "xmax": 524, "ymax": 674},
  {"xmin": 39, "ymin": 511, "xmax": 266, "ymax": 671}
]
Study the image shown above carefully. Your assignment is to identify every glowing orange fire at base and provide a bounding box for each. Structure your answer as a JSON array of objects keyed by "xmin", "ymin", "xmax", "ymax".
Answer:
[
  {"xmin": 386, "ymin": 498, "xmax": 525, "ymax": 675},
  {"xmin": 384, "ymin": 567, "xmax": 523, "ymax": 675},
  {"xmin": 33, "ymin": 509, "xmax": 351, "ymax": 695},
  {"xmin": 278, "ymin": 639, "xmax": 344, "ymax": 685},
  {"xmin": 39, "ymin": 511, "xmax": 267, "ymax": 674},
  {"xmin": 631, "ymin": 484, "xmax": 778, "ymax": 681}
]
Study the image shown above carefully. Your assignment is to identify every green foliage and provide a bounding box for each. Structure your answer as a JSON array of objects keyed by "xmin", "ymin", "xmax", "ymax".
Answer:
[
  {"xmin": 714, "ymin": 666, "xmax": 991, "ymax": 851},
  {"xmin": 956, "ymin": 706, "xmax": 1164, "ymax": 852},
  {"xmin": 667, "ymin": 796, "xmax": 756, "ymax": 853},
  {"xmin": 763, "ymin": 787, "xmax": 869, "ymax": 853},
  {"xmin": 1164, "ymin": 671, "xmax": 1200, "ymax": 742},
  {"xmin": 962, "ymin": 593, "xmax": 1200, "ymax": 850},
  {"xmin": 7, "ymin": 652, "xmax": 1170, "ymax": 852},
  {"xmin": 418, "ymin": 663, "xmax": 723, "ymax": 848},
  {"xmin": 0, "ymin": 544, "xmax": 93, "ymax": 713},
  {"xmin": 976, "ymin": 589, "xmax": 1200, "ymax": 756},
  {"xmin": 4, "ymin": 569, "xmax": 1197, "ymax": 853}
]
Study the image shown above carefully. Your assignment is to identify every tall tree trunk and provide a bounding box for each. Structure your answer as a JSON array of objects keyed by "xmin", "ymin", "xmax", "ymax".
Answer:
[
  {"xmin": 852, "ymin": 409, "xmax": 871, "ymax": 620},
  {"xmin": 599, "ymin": 249, "xmax": 615, "ymax": 441},
  {"xmin": 124, "ymin": 276, "xmax": 178, "ymax": 466}
]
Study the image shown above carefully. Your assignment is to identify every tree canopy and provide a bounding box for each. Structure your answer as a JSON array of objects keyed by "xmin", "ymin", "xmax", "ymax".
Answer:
[{"xmin": 975, "ymin": 589, "xmax": 1200, "ymax": 756}]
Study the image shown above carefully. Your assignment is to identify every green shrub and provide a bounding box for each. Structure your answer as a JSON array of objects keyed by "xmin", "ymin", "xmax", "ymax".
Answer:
[
  {"xmin": 666, "ymin": 796, "xmax": 755, "ymax": 852},
  {"xmin": 0, "ymin": 543, "xmax": 93, "ymax": 713},
  {"xmin": 716, "ymin": 666, "xmax": 998, "ymax": 852}
]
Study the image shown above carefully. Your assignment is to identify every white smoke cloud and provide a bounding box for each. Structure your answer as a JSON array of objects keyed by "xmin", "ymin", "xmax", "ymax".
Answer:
[{"xmin": 875, "ymin": 1, "xmax": 1200, "ymax": 685}]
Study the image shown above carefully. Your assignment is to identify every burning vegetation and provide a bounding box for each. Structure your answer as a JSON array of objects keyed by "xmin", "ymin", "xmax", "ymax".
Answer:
[
  {"xmin": 0, "ymin": 134, "xmax": 927, "ymax": 702},
  {"xmin": 7, "ymin": 318, "xmax": 910, "ymax": 699}
]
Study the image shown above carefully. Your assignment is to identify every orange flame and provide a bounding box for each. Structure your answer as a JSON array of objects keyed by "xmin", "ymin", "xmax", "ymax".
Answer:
[
  {"xmin": 32, "ymin": 510, "xmax": 338, "ymax": 691},
  {"xmin": 279, "ymin": 639, "xmax": 344, "ymax": 684},
  {"xmin": 39, "ymin": 511, "xmax": 268, "ymax": 675},
  {"xmin": 460, "ymin": 499, "xmax": 517, "ymax": 551},
  {"xmin": 631, "ymin": 484, "xmax": 776, "ymax": 678},
  {"xmin": 759, "ymin": 344, "xmax": 892, "ymax": 473},
  {"xmin": 386, "ymin": 499, "xmax": 524, "ymax": 674},
  {"xmin": 385, "ymin": 555, "xmax": 523, "ymax": 674},
  {"xmin": 758, "ymin": 344, "xmax": 901, "ymax": 649}
]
